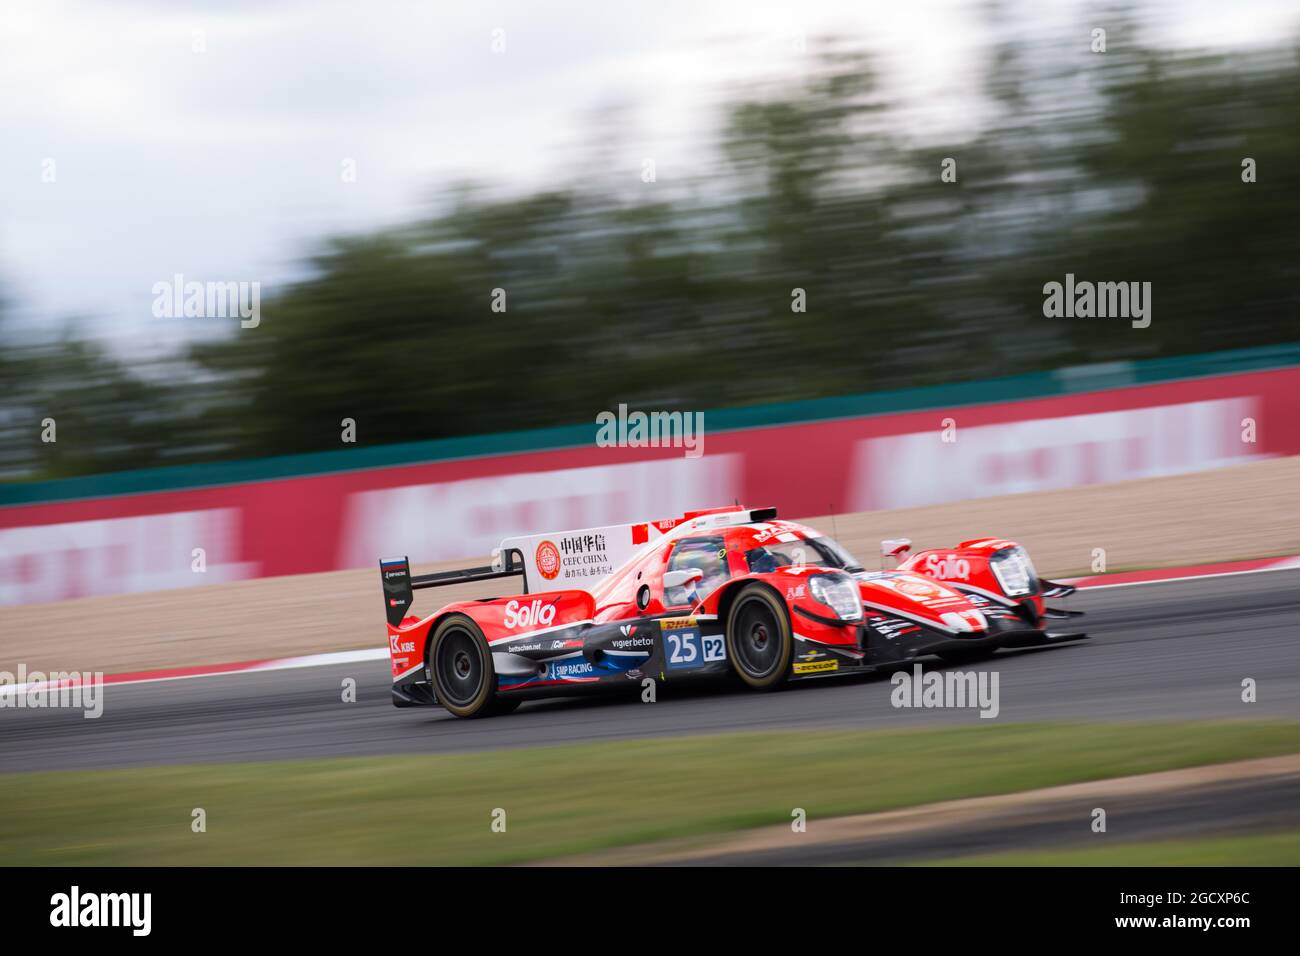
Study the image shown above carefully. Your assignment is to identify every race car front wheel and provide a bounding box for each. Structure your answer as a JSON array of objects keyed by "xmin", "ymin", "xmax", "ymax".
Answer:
[
  {"xmin": 428, "ymin": 615, "xmax": 513, "ymax": 718},
  {"xmin": 725, "ymin": 584, "xmax": 793, "ymax": 691}
]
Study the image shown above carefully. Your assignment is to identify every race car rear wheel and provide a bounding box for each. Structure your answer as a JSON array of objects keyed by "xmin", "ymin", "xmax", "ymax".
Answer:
[
  {"xmin": 725, "ymin": 584, "xmax": 793, "ymax": 690},
  {"xmin": 428, "ymin": 615, "xmax": 508, "ymax": 718}
]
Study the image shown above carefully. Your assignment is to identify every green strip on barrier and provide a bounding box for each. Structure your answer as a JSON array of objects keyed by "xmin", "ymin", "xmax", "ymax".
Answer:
[{"xmin": 4, "ymin": 342, "xmax": 1298, "ymax": 507}]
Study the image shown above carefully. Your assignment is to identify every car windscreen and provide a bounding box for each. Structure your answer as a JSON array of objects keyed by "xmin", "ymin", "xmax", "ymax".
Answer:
[{"xmin": 745, "ymin": 536, "xmax": 863, "ymax": 573}]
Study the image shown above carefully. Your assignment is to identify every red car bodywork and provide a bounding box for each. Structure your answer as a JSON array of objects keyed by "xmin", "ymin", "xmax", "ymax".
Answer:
[{"xmin": 381, "ymin": 507, "xmax": 1085, "ymax": 716}]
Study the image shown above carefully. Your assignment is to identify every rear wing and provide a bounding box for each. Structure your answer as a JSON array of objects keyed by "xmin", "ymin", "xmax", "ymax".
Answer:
[{"xmin": 379, "ymin": 550, "xmax": 525, "ymax": 628}]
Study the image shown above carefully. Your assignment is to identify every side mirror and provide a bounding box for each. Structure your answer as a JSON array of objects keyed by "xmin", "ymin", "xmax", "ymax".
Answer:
[
  {"xmin": 663, "ymin": 568, "xmax": 705, "ymax": 589},
  {"xmin": 880, "ymin": 538, "xmax": 912, "ymax": 568}
]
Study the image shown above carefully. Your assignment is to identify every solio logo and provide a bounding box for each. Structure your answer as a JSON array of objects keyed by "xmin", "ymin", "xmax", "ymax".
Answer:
[
  {"xmin": 504, "ymin": 599, "xmax": 557, "ymax": 629},
  {"xmin": 536, "ymin": 540, "xmax": 561, "ymax": 580},
  {"xmin": 924, "ymin": 554, "xmax": 970, "ymax": 580}
]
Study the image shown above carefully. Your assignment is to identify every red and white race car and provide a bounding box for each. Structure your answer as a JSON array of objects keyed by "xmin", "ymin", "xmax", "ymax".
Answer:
[{"xmin": 380, "ymin": 506, "xmax": 1086, "ymax": 717}]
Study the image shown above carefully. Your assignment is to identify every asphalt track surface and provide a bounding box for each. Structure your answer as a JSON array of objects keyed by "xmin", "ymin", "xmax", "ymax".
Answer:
[{"xmin": 2, "ymin": 570, "xmax": 1298, "ymax": 773}]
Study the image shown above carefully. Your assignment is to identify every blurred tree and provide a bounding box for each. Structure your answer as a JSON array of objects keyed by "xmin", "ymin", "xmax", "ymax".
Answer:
[{"xmin": 0, "ymin": 316, "xmax": 198, "ymax": 479}]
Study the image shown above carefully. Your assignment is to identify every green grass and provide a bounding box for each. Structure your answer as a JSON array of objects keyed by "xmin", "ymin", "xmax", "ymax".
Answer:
[
  {"xmin": 924, "ymin": 829, "xmax": 1300, "ymax": 866},
  {"xmin": 2, "ymin": 721, "xmax": 1297, "ymax": 865}
]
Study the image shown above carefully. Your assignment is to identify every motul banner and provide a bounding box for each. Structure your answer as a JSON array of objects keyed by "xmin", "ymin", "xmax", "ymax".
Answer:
[{"xmin": 1, "ymin": 366, "xmax": 1296, "ymax": 605}]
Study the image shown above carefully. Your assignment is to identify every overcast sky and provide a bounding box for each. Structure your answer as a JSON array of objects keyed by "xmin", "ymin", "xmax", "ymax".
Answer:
[{"xmin": 2, "ymin": 0, "xmax": 1295, "ymax": 352}]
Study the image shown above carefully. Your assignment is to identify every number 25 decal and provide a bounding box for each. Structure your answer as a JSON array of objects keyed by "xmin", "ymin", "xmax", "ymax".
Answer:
[
  {"xmin": 667, "ymin": 630, "xmax": 727, "ymax": 668},
  {"xmin": 667, "ymin": 633, "xmax": 698, "ymax": 664}
]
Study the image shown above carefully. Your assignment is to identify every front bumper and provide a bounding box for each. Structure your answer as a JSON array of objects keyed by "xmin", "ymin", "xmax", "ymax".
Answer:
[{"xmin": 862, "ymin": 620, "xmax": 1087, "ymax": 666}]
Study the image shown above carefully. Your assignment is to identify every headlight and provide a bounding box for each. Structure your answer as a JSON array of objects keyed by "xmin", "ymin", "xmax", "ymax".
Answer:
[
  {"xmin": 808, "ymin": 572, "xmax": 863, "ymax": 622},
  {"xmin": 990, "ymin": 547, "xmax": 1036, "ymax": 597}
]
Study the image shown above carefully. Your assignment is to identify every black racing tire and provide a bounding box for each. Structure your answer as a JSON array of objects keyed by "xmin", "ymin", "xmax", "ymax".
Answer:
[
  {"xmin": 724, "ymin": 584, "xmax": 793, "ymax": 690},
  {"xmin": 428, "ymin": 614, "xmax": 509, "ymax": 718}
]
